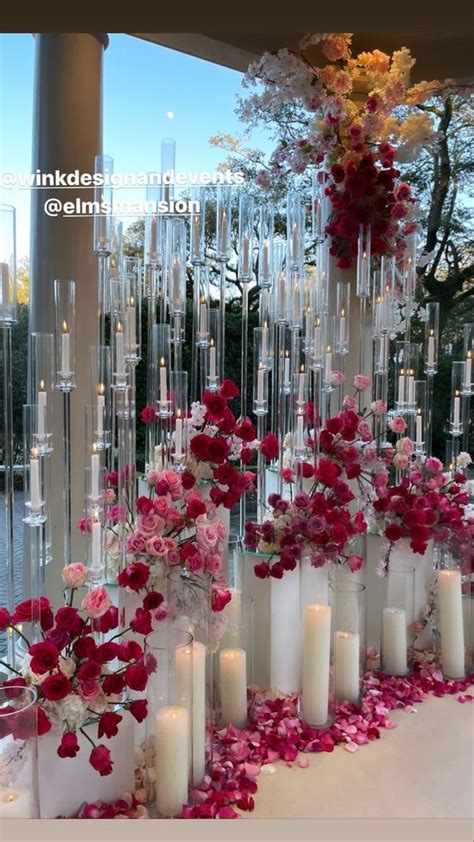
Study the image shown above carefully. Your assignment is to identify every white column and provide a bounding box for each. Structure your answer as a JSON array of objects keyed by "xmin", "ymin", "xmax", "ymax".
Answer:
[{"xmin": 29, "ymin": 34, "xmax": 107, "ymax": 604}]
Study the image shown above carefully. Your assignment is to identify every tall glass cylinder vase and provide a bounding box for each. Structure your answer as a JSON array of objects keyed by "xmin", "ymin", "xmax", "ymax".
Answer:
[
  {"xmin": 435, "ymin": 530, "xmax": 471, "ymax": 679},
  {"xmin": 215, "ymin": 592, "xmax": 253, "ymax": 730},
  {"xmin": 329, "ymin": 581, "xmax": 366, "ymax": 711},
  {"xmin": 0, "ymin": 686, "xmax": 39, "ymax": 818},
  {"xmin": 381, "ymin": 563, "xmax": 415, "ymax": 676},
  {"xmin": 144, "ymin": 629, "xmax": 193, "ymax": 818},
  {"xmin": 166, "ymin": 570, "xmax": 213, "ymax": 786},
  {"xmin": 299, "ymin": 557, "xmax": 331, "ymax": 727}
]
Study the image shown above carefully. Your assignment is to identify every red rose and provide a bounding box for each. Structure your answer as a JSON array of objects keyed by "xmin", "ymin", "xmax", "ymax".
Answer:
[
  {"xmin": 96, "ymin": 642, "xmax": 120, "ymax": 663},
  {"xmin": 186, "ymin": 495, "xmax": 207, "ymax": 519},
  {"xmin": 211, "ymin": 586, "xmax": 232, "ymax": 612},
  {"xmin": 181, "ymin": 471, "xmax": 196, "ymax": 490},
  {"xmin": 260, "ymin": 433, "xmax": 279, "ymax": 460},
  {"xmin": 95, "ymin": 606, "xmax": 119, "ymax": 633},
  {"xmin": 13, "ymin": 597, "xmax": 52, "ymax": 626},
  {"xmin": 102, "ymin": 673, "xmax": 126, "ymax": 696},
  {"xmin": 98, "ymin": 711, "xmax": 122, "ymax": 739},
  {"xmin": 254, "ymin": 562, "xmax": 270, "ymax": 579},
  {"xmin": 9, "ymin": 709, "xmax": 37, "ymax": 740},
  {"xmin": 57, "ymin": 732, "xmax": 80, "ymax": 758},
  {"xmin": 331, "ymin": 163, "xmax": 346, "ymax": 183},
  {"xmin": 1, "ymin": 678, "xmax": 26, "ymax": 699},
  {"xmin": 28, "ymin": 642, "xmax": 59, "ymax": 674},
  {"xmin": 129, "ymin": 699, "xmax": 148, "ymax": 723},
  {"xmin": 217, "ymin": 410, "xmax": 235, "ymax": 434},
  {"xmin": 0, "ymin": 608, "xmax": 11, "ymax": 631},
  {"xmin": 125, "ymin": 663, "xmax": 148, "ymax": 692},
  {"xmin": 210, "ymin": 487, "xmax": 225, "ymax": 506},
  {"xmin": 37, "ymin": 706, "xmax": 52, "ymax": 736},
  {"xmin": 219, "ymin": 379, "xmax": 239, "ymax": 399},
  {"xmin": 213, "ymin": 464, "xmax": 238, "ymax": 485},
  {"xmin": 203, "ymin": 391, "xmax": 228, "ymax": 421},
  {"xmin": 76, "ymin": 659, "xmax": 102, "ymax": 682},
  {"xmin": 89, "ymin": 745, "xmax": 113, "ymax": 777},
  {"xmin": 207, "ymin": 438, "xmax": 230, "ymax": 464},
  {"xmin": 73, "ymin": 636, "xmax": 97, "ymax": 661},
  {"xmin": 143, "ymin": 591, "xmax": 164, "ymax": 612},
  {"xmin": 190, "ymin": 433, "xmax": 212, "ymax": 461},
  {"xmin": 240, "ymin": 447, "xmax": 253, "ymax": 465},
  {"xmin": 55, "ymin": 606, "xmax": 83, "ymax": 637},
  {"xmin": 116, "ymin": 639, "xmax": 143, "ymax": 662},
  {"xmin": 270, "ymin": 562, "xmax": 284, "ymax": 579},
  {"xmin": 136, "ymin": 495, "xmax": 154, "ymax": 516},
  {"xmin": 384, "ymin": 524, "xmax": 404, "ymax": 542},
  {"xmin": 222, "ymin": 490, "xmax": 240, "ymax": 509},
  {"xmin": 41, "ymin": 672, "xmax": 73, "ymax": 701},
  {"xmin": 130, "ymin": 607, "xmax": 153, "ymax": 636},
  {"xmin": 235, "ymin": 417, "xmax": 256, "ymax": 443},
  {"xmin": 118, "ymin": 562, "xmax": 150, "ymax": 592},
  {"xmin": 301, "ymin": 462, "xmax": 315, "ymax": 479},
  {"xmin": 141, "ymin": 405, "xmax": 157, "ymax": 425},
  {"xmin": 315, "ymin": 458, "xmax": 341, "ymax": 488}
]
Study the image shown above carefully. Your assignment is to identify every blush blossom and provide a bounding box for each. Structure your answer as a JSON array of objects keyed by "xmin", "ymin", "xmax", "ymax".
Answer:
[{"xmin": 81, "ymin": 587, "xmax": 111, "ymax": 619}]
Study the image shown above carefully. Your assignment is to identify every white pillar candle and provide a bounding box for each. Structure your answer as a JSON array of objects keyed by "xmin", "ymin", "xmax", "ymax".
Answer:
[
  {"xmin": 271, "ymin": 566, "xmax": 300, "ymax": 693},
  {"xmin": 428, "ymin": 333, "xmax": 435, "ymax": 367},
  {"xmin": 302, "ymin": 603, "xmax": 331, "ymax": 726},
  {"xmin": 199, "ymin": 298, "xmax": 207, "ymax": 335},
  {"xmin": 382, "ymin": 607, "xmax": 408, "ymax": 676},
  {"xmin": 30, "ymin": 449, "xmax": 41, "ymax": 509},
  {"xmin": 37, "ymin": 384, "xmax": 47, "ymax": 436},
  {"xmin": 438, "ymin": 570, "xmax": 465, "ymax": 678},
  {"xmin": 314, "ymin": 324, "xmax": 322, "ymax": 358},
  {"xmin": 115, "ymin": 324, "xmax": 125, "ymax": 375},
  {"xmin": 339, "ymin": 311, "xmax": 346, "ymax": 346},
  {"xmin": 464, "ymin": 353, "xmax": 472, "ymax": 390},
  {"xmin": 61, "ymin": 323, "xmax": 70, "ymax": 376},
  {"xmin": 416, "ymin": 412, "xmax": 423, "ymax": 447},
  {"xmin": 334, "ymin": 631, "xmax": 360, "ymax": 703},
  {"xmin": 209, "ymin": 342, "xmax": 217, "ymax": 381},
  {"xmin": 97, "ymin": 390, "xmax": 105, "ymax": 436},
  {"xmin": 257, "ymin": 365, "xmax": 265, "ymax": 404},
  {"xmin": 453, "ymin": 393, "xmax": 461, "ymax": 426},
  {"xmin": 126, "ymin": 300, "xmax": 136, "ymax": 350},
  {"xmin": 159, "ymin": 359, "xmax": 167, "ymax": 406},
  {"xmin": 175, "ymin": 412, "xmax": 183, "ymax": 458},
  {"xmin": 0, "ymin": 788, "xmax": 33, "ymax": 818},
  {"xmin": 324, "ymin": 348, "xmax": 332, "ymax": 384},
  {"xmin": 219, "ymin": 648, "xmax": 247, "ymax": 729},
  {"xmin": 155, "ymin": 706, "xmax": 189, "ymax": 817},
  {"xmin": 175, "ymin": 641, "xmax": 207, "ymax": 786},
  {"xmin": 91, "ymin": 517, "xmax": 102, "ymax": 574},
  {"xmin": 91, "ymin": 447, "xmax": 100, "ymax": 499}
]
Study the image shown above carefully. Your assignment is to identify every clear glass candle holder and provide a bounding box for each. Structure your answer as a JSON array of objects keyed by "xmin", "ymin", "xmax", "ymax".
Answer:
[
  {"xmin": 23, "ymin": 398, "xmax": 52, "ymax": 457},
  {"xmin": 0, "ymin": 204, "xmax": 17, "ymax": 326},
  {"xmin": 93, "ymin": 154, "xmax": 113, "ymax": 256},
  {"xmin": 123, "ymin": 257, "xmax": 142, "ymax": 362},
  {"xmin": 153, "ymin": 324, "xmax": 172, "ymax": 417},
  {"xmin": 0, "ymin": 685, "xmax": 39, "ymax": 818},
  {"xmin": 381, "ymin": 562, "xmax": 415, "ymax": 676},
  {"xmin": 54, "ymin": 279, "xmax": 76, "ymax": 390},
  {"xmin": 214, "ymin": 593, "xmax": 253, "ymax": 730},
  {"xmin": 144, "ymin": 629, "xmax": 193, "ymax": 817},
  {"xmin": 329, "ymin": 581, "xmax": 366, "ymax": 710},
  {"xmin": 29, "ymin": 332, "xmax": 54, "ymax": 451},
  {"xmin": 435, "ymin": 530, "xmax": 472, "ymax": 679},
  {"xmin": 22, "ymin": 406, "xmax": 46, "ymax": 526},
  {"xmin": 299, "ymin": 557, "xmax": 331, "ymax": 727},
  {"xmin": 167, "ymin": 570, "xmax": 213, "ymax": 787},
  {"xmin": 170, "ymin": 371, "xmax": 188, "ymax": 471}
]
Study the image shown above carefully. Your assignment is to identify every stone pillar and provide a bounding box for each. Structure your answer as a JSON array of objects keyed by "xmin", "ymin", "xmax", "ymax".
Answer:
[{"xmin": 29, "ymin": 34, "xmax": 107, "ymax": 604}]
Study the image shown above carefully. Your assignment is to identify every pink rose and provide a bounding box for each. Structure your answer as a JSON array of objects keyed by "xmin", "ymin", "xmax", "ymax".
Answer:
[
  {"xmin": 146, "ymin": 469, "xmax": 159, "ymax": 486},
  {"xmin": 409, "ymin": 470, "xmax": 423, "ymax": 485},
  {"xmin": 103, "ymin": 488, "xmax": 116, "ymax": 505},
  {"xmin": 187, "ymin": 553, "xmax": 205, "ymax": 574},
  {"xmin": 126, "ymin": 532, "xmax": 148, "ymax": 555},
  {"xmin": 138, "ymin": 514, "xmax": 165, "ymax": 535},
  {"xmin": 357, "ymin": 420, "xmax": 372, "ymax": 442},
  {"xmin": 389, "ymin": 416, "xmax": 407, "ymax": 434},
  {"xmin": 196, "ymin": 522, "xmax": 220, "ymax": 551},
  {"xmin": 342, "ymin": 395, "xmax": 357, "ymax": 411},
  {"xmin": 348, "ymin": 554, "xmax": 363, "ymax": 572},
  {"xmin": 153, "ymin": 496, "xmax": 171, "ymax": 517},
  {"xmin": 167, "ymin": 550, "xmax": 182, "ymax": 566},
  {"xmin": 330, "ymin": 371, "xmax": 345, "ymax": 385},
  {"xmin": 165, "ymin": 509, "xmax": 183, "ymax": 528},
  {"xmin": 78, "ymin": 679, "xmax": 102, "ymax": 701},
  {"xmin": 393, "ymin": 453, "xmax": 409, "ymax": 470},
  {"xmin": 155, "ymin": 602, "xmax": 168, "ymax": 622},
  {"xmin": 205, "ymin": 553, "xmax": 223, "ymax": 575},
  {"xmin": 82, "ymin": 586, "xmax": 111, "ymax": 619},
  {"xmin": 164, "ymin": 537, "xmax": 177, "ymax": 553},
  {"xmin": 396, "ymin": 436, "xmax": 415, "ymax": 456},
  {"xmin": 371, "ymin": 400, "xmax": 387, "ymax": 416},
  {"xmin": 354, "ymin": 374, "xmax": 372, "ymax": 391},
  {"xmin": 146, "ymin": 536, "xmax": 168, "ymax": 557},
  {"xmin": 160, "ymin": 470, "xmax": 183, "ymax": 501},
  {"xmin": 62, "ymin": 563, "xmax": 88, "ymax": 589},
  {"xmin": 425, "ymin": 457, "xmax": 443, "ymax": 474}
]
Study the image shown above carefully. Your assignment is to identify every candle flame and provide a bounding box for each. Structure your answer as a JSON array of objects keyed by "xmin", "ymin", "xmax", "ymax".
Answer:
[
  {"xmin": 97, "ymin": 382, "xmax": 105, "ymax": 395},
  {"xmin": 160, "ymin": 357, "xmax": 165, "ymax": 366},
  {"xmin": 210, "ymin": 338, "xmax": 214, "ymax": 348},
  {"xmin": 92, "ymin": 442, "xmax": 98, "ymax": 454},
  {"xmin": 300, "ymin": 364, "xmax": 304, "ymax": 373},
  {"xmin": 340, "ymin": 308, "xmax": 345, "ymax": 317},
  {"xmin": 39, "ymin": 379, "xmax": 45, "ymax": 390},
  {"xmin": 62, "ymin": 321, "xmax": 68, "ymax": 333},
  {"xmin": 429, "ymin": 328, "xmax": 434, "ymax": 337},
  {"xmin": 2, "ymin": 791, "xmax": 20, "ymax": 804},
  {"xmin": 30, "ymin": 446, "xmax": 39, "ymax": 459},
  {"xmin": 200, "ymin": 295, "xmax": 206, "ymax": 305},
  {"xmin": 326, "ymin": 345, "xmax": 331, "ymax": 353},
  {"xmin": 176, "ymin": 408, "xmax": 181, "ymax": 418},
  {"xmin": 128, "ymin": 296, "xmax": 135, "ymax": 307},
  {"xmin": 455, "ymin": 389, "xmax": 460, "ymax": 397},
  {"xmin": 467, "ymin": 350, "xmax": 472, "ymax": 360},
  {"xmin": 117, "ymin": 322, "xmax": 123, "ymax": 333},
  {"xmin": 417, "ymin": 408, "xmax": 421, "ymax": 416}
]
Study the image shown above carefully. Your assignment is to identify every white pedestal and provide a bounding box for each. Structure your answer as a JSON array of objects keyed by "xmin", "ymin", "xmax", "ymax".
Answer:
[{"xmin": 38, "ymin": 711, "xmax": 135, "ymax": 817}]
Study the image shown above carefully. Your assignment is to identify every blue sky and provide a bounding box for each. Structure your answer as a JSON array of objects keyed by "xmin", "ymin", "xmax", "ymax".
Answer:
[{"xmin": 0, "ymin": 33, "xmax": 269, "ymax": 257}]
